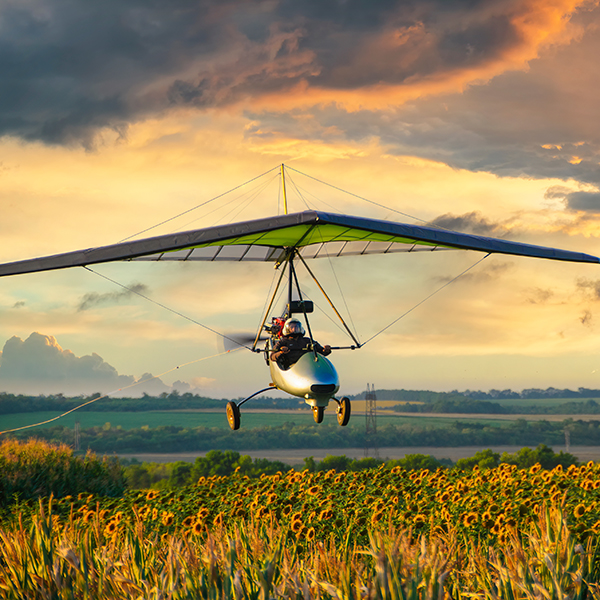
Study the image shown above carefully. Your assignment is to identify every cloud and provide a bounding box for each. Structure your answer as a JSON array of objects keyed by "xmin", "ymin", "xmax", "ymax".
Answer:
[
  {"xmin": 580, "ymin": 309, "xmax": 593, "ymax": 326},
  {"xmin": 576, "ymin": 277, "xmax": 600, "ymax": 300},
  {"xmin": 0, "ymin": 332, "xmax": 171, "ymax": 395},
  {"xmin": 0, "ymin": 0, "xmax": 591, "ymax": 146},
  {"xmin": 77, "ymin": 283, "xmax": 148, "ymax": 311},
  {"xmin": 428, "ymin": 211, "xmax": 504, "ymax": 235},
  {"xmin": 243, "ymin": 4, "xmax": 600, "ymax": 188},
  {"xmin": 545, "ymin": 187, "xmax": 600, "ymax": 213},
  {"xmin": 525, "ymin": 287, "xmax": 555, "ymax": 304}
]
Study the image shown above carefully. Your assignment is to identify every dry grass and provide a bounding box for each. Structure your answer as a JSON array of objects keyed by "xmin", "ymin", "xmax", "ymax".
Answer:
[{"xmin": 2, "ymin": 498, "xmax": 600, "ymax": 599}]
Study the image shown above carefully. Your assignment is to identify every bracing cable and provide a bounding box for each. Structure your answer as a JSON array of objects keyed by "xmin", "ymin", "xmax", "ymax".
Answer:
[
  {"xmin": 0, "ymin": 348, "xmax": 241, "ymax": 435},
  {"xmin": 118, "ymin": 165, "xmax": 280, "ymax": 243},
  {"xmin": 361, "ymin": 253, "xmax": 491, "ymax": 347},
  {"xmin": 82, "ymin": 266, "xmax": 255, "ymax": 351},
  {"xmin": 286, "ymin": 165, "xmax": 431, "ymax": 224}
]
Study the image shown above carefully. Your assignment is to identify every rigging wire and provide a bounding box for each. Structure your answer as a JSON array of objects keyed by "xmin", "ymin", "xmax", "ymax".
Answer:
[
  {"xmin": 218, "ymin": 173, "xmax": 279, "ymax": 226},
  {"xmin": 286, "ymin": 165, "xmax": 436, "ymax": 225},
  {"xmin": 285, "ymin": 171, "xmax": 360, "ymax": 341},
  {"xmin": 0, "ymin": 348, "xmax": 241, "ymax": 435},
  {"xmin": 171, "ymin": 172, "xmax": 280, "ymax": 233},
  {"xmin": 360, "ymin": 253, "xmax": 491, "ymax": 347},
  {"xmin": 82, "ymin": 266, "xmax": 255, "ymax": 351},
  {"xmin": 118, "ymin": 165, "xmax": 280, "ymax": 243}
]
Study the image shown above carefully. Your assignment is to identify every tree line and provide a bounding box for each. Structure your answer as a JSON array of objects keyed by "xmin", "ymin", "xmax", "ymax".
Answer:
[
  {"xmin": 0, "ymin": 391, "xmax": 304, "ymax": 414},
  {"xmin": 121, "ymin": 444, "xmax": 579, "ymax": 489},
  {"xmin": 392, "ymin": 397, "xmax": 600, "ymax": 414},
  {"xmin": 5, "ymin": 417, "xmax": 595, "ymax": 454}
]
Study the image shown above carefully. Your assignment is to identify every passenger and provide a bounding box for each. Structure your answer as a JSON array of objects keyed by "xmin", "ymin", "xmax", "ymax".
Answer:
[{"xmin": 270, "ymin": 318, "xmax": 331, "ymax": 369}]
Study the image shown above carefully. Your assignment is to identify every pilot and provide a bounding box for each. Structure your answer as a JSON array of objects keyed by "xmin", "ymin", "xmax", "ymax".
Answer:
[{"xmin": 271, "ymin": 317, "xmax": 331, "ymax": 369}]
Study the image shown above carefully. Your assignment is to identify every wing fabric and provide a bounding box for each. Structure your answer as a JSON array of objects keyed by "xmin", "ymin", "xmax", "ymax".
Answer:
[{"xmin": 0, "ymin": 210, "xmax": 597, "ymax": 277}]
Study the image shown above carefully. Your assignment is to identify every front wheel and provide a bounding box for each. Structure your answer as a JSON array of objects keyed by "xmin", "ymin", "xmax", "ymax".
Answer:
[
  {"xmin": 337, "ymin": 397, "xmax": 351, "ymax": 426},
  {"xmin": 226, "ymin": 401, "xmax": 241, "ymax": 430},
  {"xmin": 312, "ymin": 405, "xmax": 325, "ymax": 424}
]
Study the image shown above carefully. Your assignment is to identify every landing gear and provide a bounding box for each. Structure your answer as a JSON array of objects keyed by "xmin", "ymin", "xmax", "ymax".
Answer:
[
  {"xmin": 226, "ymin": 401, "xmax": 240, "ymax": 430},
  {"xmin": 312, "ymin": 406, "xmax": 325, "ymax": 423},
  {"xmin": 226, "ymin": 386, "xmax": 277, "ymax": 430},
  {"xmin": 336, "ymin": 397, "xmax": 351, "ymax": 426}
]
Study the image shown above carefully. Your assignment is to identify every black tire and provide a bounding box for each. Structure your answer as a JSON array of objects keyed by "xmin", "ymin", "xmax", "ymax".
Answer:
[
  {"xmin": 226, "ymin": 401, "xmax": 241, "ymax": 430},
  {"xmin": 312, "ymin": 405, "xmax": 325, "ymax": 424},
  {"xmin": 337, "ymin": 397, "xmax": 351, "ymax": 426}
]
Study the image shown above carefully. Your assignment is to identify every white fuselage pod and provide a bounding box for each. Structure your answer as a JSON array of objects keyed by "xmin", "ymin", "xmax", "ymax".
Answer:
[{"xmin": 270, "ymin": 352, "xmax": 340, "ymax": 407}]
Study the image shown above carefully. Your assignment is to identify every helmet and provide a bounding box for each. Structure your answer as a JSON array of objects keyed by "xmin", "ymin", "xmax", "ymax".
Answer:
[{"xmin": 282, "ymin": 318, "xmax": 304, "ymax": 336}]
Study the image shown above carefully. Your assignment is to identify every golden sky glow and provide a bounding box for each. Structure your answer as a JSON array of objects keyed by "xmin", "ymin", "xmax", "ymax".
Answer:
[{"xmin": 1, "ymin": 0, "xmax": 600, "ymax": 397}]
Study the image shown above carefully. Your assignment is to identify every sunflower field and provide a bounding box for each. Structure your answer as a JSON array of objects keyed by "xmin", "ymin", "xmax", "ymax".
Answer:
[{"xmin": 4, "ymin": 458, "xmax": 600, "ymax": 598}]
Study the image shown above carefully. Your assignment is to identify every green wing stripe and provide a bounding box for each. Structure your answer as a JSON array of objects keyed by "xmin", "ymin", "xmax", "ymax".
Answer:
[{"xmin": 0, "ymin": 210, "xmax": 597, "ymax": 277}]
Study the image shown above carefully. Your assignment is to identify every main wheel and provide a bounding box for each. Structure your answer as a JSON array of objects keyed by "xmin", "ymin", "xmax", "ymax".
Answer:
[
  {"xmin": 312, "ymin": 405, "xmax": 325, "ymax": 424},
  {"xmin": 226, "ymin": 401, "xmax": 241, "ymax": 430},
  {"xmin": 337, "ymin": 397, "xmax": 351, "ymax": 426}
]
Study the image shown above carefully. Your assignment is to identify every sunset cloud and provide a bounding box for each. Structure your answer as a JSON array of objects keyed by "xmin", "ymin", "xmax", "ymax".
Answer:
[
  {"xmin": 0, "ymin": 332, "xmax": 173, "ymax": 395},
  {"xmin": 1, "ymin": 0, "xmax": 600, "ymax": 397},
  {"xmin": 0, "ymin": 0, "xmax": 592, "ymax": 147}
]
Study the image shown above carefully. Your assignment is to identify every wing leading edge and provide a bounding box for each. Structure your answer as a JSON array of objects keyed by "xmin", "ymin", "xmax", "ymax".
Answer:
[{"xmin": 0, "ymin": 210, "xmax": 597, "ymax": 278}]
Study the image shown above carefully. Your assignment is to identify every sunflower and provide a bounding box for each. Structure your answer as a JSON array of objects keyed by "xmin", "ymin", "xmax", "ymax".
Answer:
[
  {"xmin": 482, "ymin": 512, "xmax": 494, "ymax": 529},
  {"xmin": 197, "ymin": 508, "xmax": 209, "ymax": 519},
  {"xmin": 505, "ymin": 516, "xmax": 517, "ymax": 528},
  {"xmin": 413, "ymin": 514, "xmax": 427, "ymax": 528},
  {"xmin": 463, "ymin": 512, "xmax": 478, "ymax": 527},
  {"xmin": 213, "ymin": 513, "xmax": 224, "ymax": 527},
  {"xmin": 255, "ymin": 506, "xmax": 267, "ymax": 519},
  {"xmin": 81, "ymin": 510, "xmax": 94, "ymax": 523},
  {"xmin": 529, "ymin": 463, "xmax": 542, "ymax": 475},
  {"xmin": 574, "ymin": 503, "xmax": 587, "ymax": 518},
  {"xmin": 162, "ymin": 512, "xmax": 174, "ymax": 527},
  {"xmin": 182, "ymin": 516, "xmax": 195, "ymax": 528},
  {"xmin": 192, "ymin": 521, "xmax": 204, "ymax": 535},
  {"xmin": 306, "ymin": 527, "xmax": 316, "ymax": 542},
  {"xmin": 104, "ymin": 520, "xmax": 118, "ymax": 536},
  {"xmin": 99, "ymin": 509, "xmax": 110, "ymax": 521},
  {"xmin": 371, "ymin": 511, "xmax": 384, "ymax": 525},
  {"xmin": 146, "ymin": 490, "xmax": 159, "ymax": 501},
  {"xmin": 291, "ymin": 520, "xmax": 303, "ymax": 534},
  {"xmin": 307, "ymin": 486, "xmax": 319, "ymax": 496}
]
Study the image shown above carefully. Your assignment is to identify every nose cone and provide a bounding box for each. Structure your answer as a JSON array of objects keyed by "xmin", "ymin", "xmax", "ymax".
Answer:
[{"xmin": 270, "ymin": 352, "xmax": 339, "ymax": 404}]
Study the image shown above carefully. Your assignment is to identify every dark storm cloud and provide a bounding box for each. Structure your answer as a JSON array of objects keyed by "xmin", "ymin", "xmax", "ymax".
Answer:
[
  {"xmin": 77, "ymin": 283, "xmax": 148, "ymax": 311},
  {"xmin": 0, "ymin": 0, "xmax": 573, "ymax": 146},
  {"xmin": 245, "ymin": 4, "xmax": 600, "ymax": 187}
]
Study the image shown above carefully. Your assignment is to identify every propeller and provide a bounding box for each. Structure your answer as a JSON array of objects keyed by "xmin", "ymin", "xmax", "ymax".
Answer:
[{"xmin": 221, "ymin": 332, "xmax": 269, "ymax": 352}]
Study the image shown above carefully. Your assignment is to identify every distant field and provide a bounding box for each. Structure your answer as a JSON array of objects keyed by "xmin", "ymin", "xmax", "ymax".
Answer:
[
  {"xmin": 0, "ymin": 410, "xmax": 558, "ymax": 432},
  {"xmin": 491, "ymin": 397, "xmax": 599, "ymax": 407}
]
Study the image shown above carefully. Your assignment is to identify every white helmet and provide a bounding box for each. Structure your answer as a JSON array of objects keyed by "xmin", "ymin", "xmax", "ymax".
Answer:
[{"xmin": 282, "ymin": 318, "xmax": 304, "ymax": 336}]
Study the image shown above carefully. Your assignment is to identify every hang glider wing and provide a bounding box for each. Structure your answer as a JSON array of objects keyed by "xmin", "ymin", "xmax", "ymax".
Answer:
[{"xmin": 0, "ymin": 210, "xmax": 597, "ymax": 278}]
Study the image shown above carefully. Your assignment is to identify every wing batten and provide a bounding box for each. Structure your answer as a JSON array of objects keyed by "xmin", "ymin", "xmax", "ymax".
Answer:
[{"xmin": 0, "ymin": 210, "xmax": 597, "ymax": 278}]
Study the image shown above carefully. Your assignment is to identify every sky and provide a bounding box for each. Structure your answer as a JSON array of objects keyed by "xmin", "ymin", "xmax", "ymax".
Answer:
[{"xmin": 1, "ymin": 0, "xmax": 600, "ymax": 399}]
